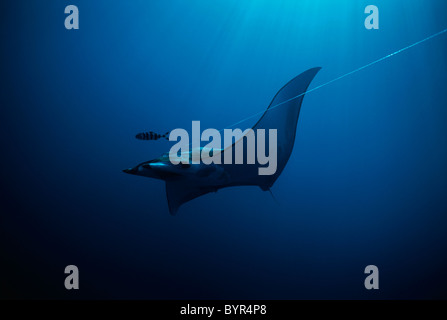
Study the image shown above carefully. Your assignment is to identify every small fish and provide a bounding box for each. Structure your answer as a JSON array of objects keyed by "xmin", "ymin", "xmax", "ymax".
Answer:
[{"xmin": 136, "ymin": 131, "xmax": 170, "ymax": 141}]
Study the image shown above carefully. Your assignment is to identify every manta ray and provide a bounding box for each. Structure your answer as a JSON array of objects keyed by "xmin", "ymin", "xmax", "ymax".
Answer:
[{"xmin": 123, "ymin": 67, "xmax": 321, "ymax": 215}]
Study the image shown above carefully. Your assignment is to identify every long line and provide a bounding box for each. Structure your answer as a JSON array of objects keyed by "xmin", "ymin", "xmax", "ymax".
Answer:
[{"xmin": 223, "ymin": 27, "xmax": 447, "ymax": 130}]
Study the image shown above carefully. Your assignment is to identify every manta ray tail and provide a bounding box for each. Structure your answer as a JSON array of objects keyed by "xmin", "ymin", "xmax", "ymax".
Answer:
[{"xmin": 268, "ymin": 189, "xmax": 280, "ymax": 206}]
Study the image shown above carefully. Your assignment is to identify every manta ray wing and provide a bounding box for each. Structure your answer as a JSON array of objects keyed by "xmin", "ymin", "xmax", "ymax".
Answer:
[
  {"xmin": 166, "ymin": 181, "xmax": 215, "ymax": 215},
  {"xmin": 165, "ymin": 68, "xmax": 321, "ymax": 214},
  {"xmin": 219, "ymin": 67, "xmax": 321, "ymax": 190}
]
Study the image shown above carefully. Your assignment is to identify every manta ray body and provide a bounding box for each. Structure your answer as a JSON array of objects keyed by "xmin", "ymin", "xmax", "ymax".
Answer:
[{"xmin": 123, "ymin": 68, "xmax": 321, "ymax": 215}]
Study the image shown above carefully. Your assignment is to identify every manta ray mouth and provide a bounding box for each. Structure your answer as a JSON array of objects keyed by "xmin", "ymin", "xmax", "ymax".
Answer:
[{"xmin": 123, "ymin": 159, "xmax": 160, "ymax": 174}]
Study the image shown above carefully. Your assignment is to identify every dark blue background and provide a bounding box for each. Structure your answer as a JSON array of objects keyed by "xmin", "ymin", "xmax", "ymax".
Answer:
[{"xmin": 1, "ymin": 0, "xmax": 446, "ymax": 299}]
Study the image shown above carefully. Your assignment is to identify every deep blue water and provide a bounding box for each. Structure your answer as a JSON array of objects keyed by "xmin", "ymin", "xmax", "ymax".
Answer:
[{"xmin": 1, "ymin": 0, "xmax": 447, "ymax": 299}]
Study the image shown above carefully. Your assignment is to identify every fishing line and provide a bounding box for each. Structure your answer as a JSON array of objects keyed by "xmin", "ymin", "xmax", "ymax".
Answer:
[
  {"xmin": 223, "ymin": 27, "xmax": 447, "ymax": 130},
  {"xmin": 166, "ymin": 27, "xmax": 447, "ymax": 151}
]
